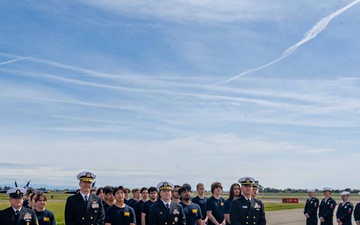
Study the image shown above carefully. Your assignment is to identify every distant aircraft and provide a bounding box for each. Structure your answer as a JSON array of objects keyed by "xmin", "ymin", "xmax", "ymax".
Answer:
[
  {"xmin": 64, "ymin": 181, "xmax": 96, "ymax": 194},
  {"xmin": 0, "ymin": 180, "xmax": 50, "ymax": 194},
  {"xmin": 0, "ymin": 180, "xmax": 31, "ymax": 193}
]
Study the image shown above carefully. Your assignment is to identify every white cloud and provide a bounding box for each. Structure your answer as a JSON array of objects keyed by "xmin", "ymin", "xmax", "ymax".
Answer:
[{"xmin": 79, "ymin": 0, "xmax": 354, "ymax": 24}]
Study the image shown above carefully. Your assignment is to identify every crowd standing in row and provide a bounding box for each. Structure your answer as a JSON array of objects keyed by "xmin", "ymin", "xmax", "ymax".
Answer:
[
  {"xmin": 6, "ymin": 170, "xmax": 359, "ymax": 225},
  {"xmin": 304, "ymin": 187, "xmax": 360, "ymax": 225},
  {"xmin": 0, "ymin": 187, "xmax": 55, "ymax": 225},
  {"xmin": 61, "ymin": 171, "xmax": 266, "ymax": 225}
]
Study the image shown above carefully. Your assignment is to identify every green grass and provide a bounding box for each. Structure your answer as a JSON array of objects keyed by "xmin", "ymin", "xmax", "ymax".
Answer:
[
  {"xmin": 265, "ymin": 203, "xmax": 304, "ymax": 211},
  {"xmin": 0, "ymin": 192, "xmax": 68, "ymax": 225}
]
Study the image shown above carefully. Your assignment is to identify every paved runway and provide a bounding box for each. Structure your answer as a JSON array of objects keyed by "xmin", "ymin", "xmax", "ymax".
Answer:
[
  {"xmin": 266, "ymin": 208, "xmax": 305, "ymax": 225},
  {"xmin": 266, "ymin": 206, "xmax": 356, "ymax": 225}
]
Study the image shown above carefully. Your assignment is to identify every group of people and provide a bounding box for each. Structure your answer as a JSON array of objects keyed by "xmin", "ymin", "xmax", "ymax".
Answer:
[
  {"xmin": 304, "ymin": 187, "xmax": 360, "ymax": 225},
  {"xmin": 64, "ymin": 171, "xmax": 266, "ymax": 225},
  {"xmin": 0, "ymin": 187, "xmax": 55, "ymax": 225},
  {"xmin": 0, "ymin": 171, "xmax": 266, "ymax": 225}
]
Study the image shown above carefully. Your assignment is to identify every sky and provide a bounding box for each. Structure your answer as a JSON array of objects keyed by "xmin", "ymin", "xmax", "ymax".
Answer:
[{"xmin": 1, "ymin": 0, "xmax": 360, "ymax": 191}]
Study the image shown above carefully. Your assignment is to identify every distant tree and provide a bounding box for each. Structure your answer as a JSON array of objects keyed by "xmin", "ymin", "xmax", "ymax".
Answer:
[{"xmin": 3, "ymin": 186, "xmax": 11, "ymax": 190}]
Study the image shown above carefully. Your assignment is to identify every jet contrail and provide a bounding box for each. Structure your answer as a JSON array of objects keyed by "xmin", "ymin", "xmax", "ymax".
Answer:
[
  {"xmin": 224, "ymin": 0, "xmax": 360, "ymax": 84},
  {"xmin": 0, "ymin": 57, "xmax": 29, "ymax": 66}
]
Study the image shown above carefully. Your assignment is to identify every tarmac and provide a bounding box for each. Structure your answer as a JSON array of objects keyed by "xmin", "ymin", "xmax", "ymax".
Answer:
[
  {"xmin": 266, "ymin": 208, "xmax": 305, "ymax": 225},
  {"xmin": 266, "ymin": 206, "xmax": 357, "ymax": 225}
]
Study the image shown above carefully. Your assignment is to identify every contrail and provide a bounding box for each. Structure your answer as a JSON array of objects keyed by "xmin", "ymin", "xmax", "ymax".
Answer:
[
  {"xmin": 0, "ymin": 57, "xmax": 29, "ymax": 66},
  {"xmin": 224, "ymin": 0, "xmax": 360, "ymax": 84}
]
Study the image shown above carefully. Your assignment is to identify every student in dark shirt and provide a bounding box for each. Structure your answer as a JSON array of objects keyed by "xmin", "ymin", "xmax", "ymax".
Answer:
[
  {"xmin": 105, "ymin": 186, "xmax": 136, "ymax": 225},
  {"xmin": 206, "ymin": 182, "xmax": 225, "ymax": 225},
  {"xmin": 179, "ymin": 184, "xmax": 203, "ymax": 225},
  {"xmin": 192, "ymin": 183, "xmax": 208, "ymax": 224},
  {"xmin": 34, "ymin": 192, "xmax": 56, "ymax": 225},
  {"xmin": 141, "ymin": 186, "xmax": 158, "ymax": 225},
  {"xmin": 134, "ymin": 187, "xmax": 148, "ymax": 225},
  {"xmin": 224, "ymin": 183, "xmax": 241, "ymax": 225}
]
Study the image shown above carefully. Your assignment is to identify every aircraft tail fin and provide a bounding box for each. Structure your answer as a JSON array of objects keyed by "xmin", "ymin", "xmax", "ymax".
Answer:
[{"xmin": 25, "ymin": 180, "xmax": 31, "ymax": 189}]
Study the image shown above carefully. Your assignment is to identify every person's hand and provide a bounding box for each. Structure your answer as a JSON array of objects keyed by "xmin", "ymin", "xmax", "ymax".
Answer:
[
  {"xmin": 320, "ymin": 217, "xmax": 325, "ymax": 222},
  {"xmin": 304, "ymin": 213, "xmax": 310, "ymax": 218}
]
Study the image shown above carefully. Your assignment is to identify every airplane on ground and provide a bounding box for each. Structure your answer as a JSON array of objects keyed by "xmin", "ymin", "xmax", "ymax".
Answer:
[
  {"xmin": 0, "ymin": 180, "xmax": 31, "ymax": 193},
  {"xmin": 0, "ymin": 180, "xmax": 50, "ymax": 194}
]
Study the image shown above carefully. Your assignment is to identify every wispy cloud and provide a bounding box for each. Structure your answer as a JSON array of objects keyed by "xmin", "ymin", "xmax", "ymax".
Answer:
[
  {"xmin": 1, "ymin": 1, "xmax": 360, "ymax": 189},
  {"xmin": 0, "ymin": 56, "xmax": 30, "ymax": 66},
  {"xmin": 224, "ymin": 0, "xmax": 360, "ymax": 83},
  {"xmin": 81, "ymin": 0, "xmax": 343, "ymax": 24}
]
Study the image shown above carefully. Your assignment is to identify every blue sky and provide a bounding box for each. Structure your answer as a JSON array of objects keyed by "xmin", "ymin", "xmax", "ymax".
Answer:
[{"xmin": 1, "ymin": 0, "xmax": 360, "ymax": 191}]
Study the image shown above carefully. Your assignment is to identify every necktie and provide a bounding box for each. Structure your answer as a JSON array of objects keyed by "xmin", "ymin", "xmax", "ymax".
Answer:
[
  {"xmin": 14, "ymin": 210, "xmax": 19, "ymax": 221},
  {"xmin": 84, "ymin": 196, "xmax": 88, "ymax": 205},
  {"xmin": 166, "ymin": 203, "xmax": 170, "ymax": 211}
]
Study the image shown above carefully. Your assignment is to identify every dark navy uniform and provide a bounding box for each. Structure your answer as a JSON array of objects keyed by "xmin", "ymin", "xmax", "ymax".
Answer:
[
  {"xmin": 149, "ymin": 201, "xmax": 185, "ymax": 225},
  {"xmin": 149, "ymin": 181, "xmax": 185, "ymax": 225},
  {"xmin": 336, "ymin": 201, "xmax": 353, "ymax": 225},
  {"xmin": 0, "ymin": 207, "xmax": 38, "ymax": 225},
  {"xmin": 354, "ymin": 202, "xmax": 360, "ymax": 224},
  {"xmin": 64, "ymin": 171, "xmax": 105, "ymax": 225},
  {"xmin": 318, "ymin": 197, "xmax": 336, "ymax": 225},
  {"xmin": 0, "ymin": 187, "xmax": 39, "ymax": 225},
  {"xmin": 304, "ymin": 197, "xmax": 319, "ymax": 225},
  {"xmin": 65, "ymin": 192, "xmax": 105, "ymax": 225},
  {"xmin": 230, "ymin": 195, "xmax": 266, "ymax": 225}
]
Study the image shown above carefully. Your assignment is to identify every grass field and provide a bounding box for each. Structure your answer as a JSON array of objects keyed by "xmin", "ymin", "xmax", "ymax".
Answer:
[{"xmin": 0, "ymin": 192, "xmax": 307, "ymax": 225}]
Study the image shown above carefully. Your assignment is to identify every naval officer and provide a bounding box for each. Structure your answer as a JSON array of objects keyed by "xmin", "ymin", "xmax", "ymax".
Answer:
[
  {"xmin": 0, "ymin": 187, "xmax": 39, "ymax": 225},
  {"xmin": 304, "ymin": 189, "xmax": 319, "ymax": 225},
  {"xmin": 336, "ymin": 191, "xmax": 353, "ymax": 225},
  {"xmin": 319, "ymin": 187, "xmax": 336, "ymax": 225},
  {"xmin": 64, "ymin": 171, "xmax": 105, "ymax": 225},
  {"xmin": 149, "ymin": 181, "xmax": 186, "ymax": 225},
  {"xmin": 230, "ymin": 176, "xmax": 266, "ymax": 225}
]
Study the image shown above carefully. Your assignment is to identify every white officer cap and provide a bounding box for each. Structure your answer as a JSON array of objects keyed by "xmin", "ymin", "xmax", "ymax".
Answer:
[
  {"xmin": 238, "ymin": 176, "xmax": 255, "ymax": 186},
  {"xmin": 6, "ymin": 187, "xmax": 26, "ymax": 198},
  {"xmin": 307, "ymin": 189, "xmax": 315, "ymax": 192},
  {"xmin": 340, "ymin": 191, "xmax": 350, "ymax": 196},
  {"xmin": 322, "ymin": 187, "xmax": 332, "ymax": 192},
  {"xmin": 77, "ymin": 171, "xmax": 96, "ymax": 182},
  {"xmin": 157, "ymin": 181, "xmax": 174, "ymax": 191}
]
